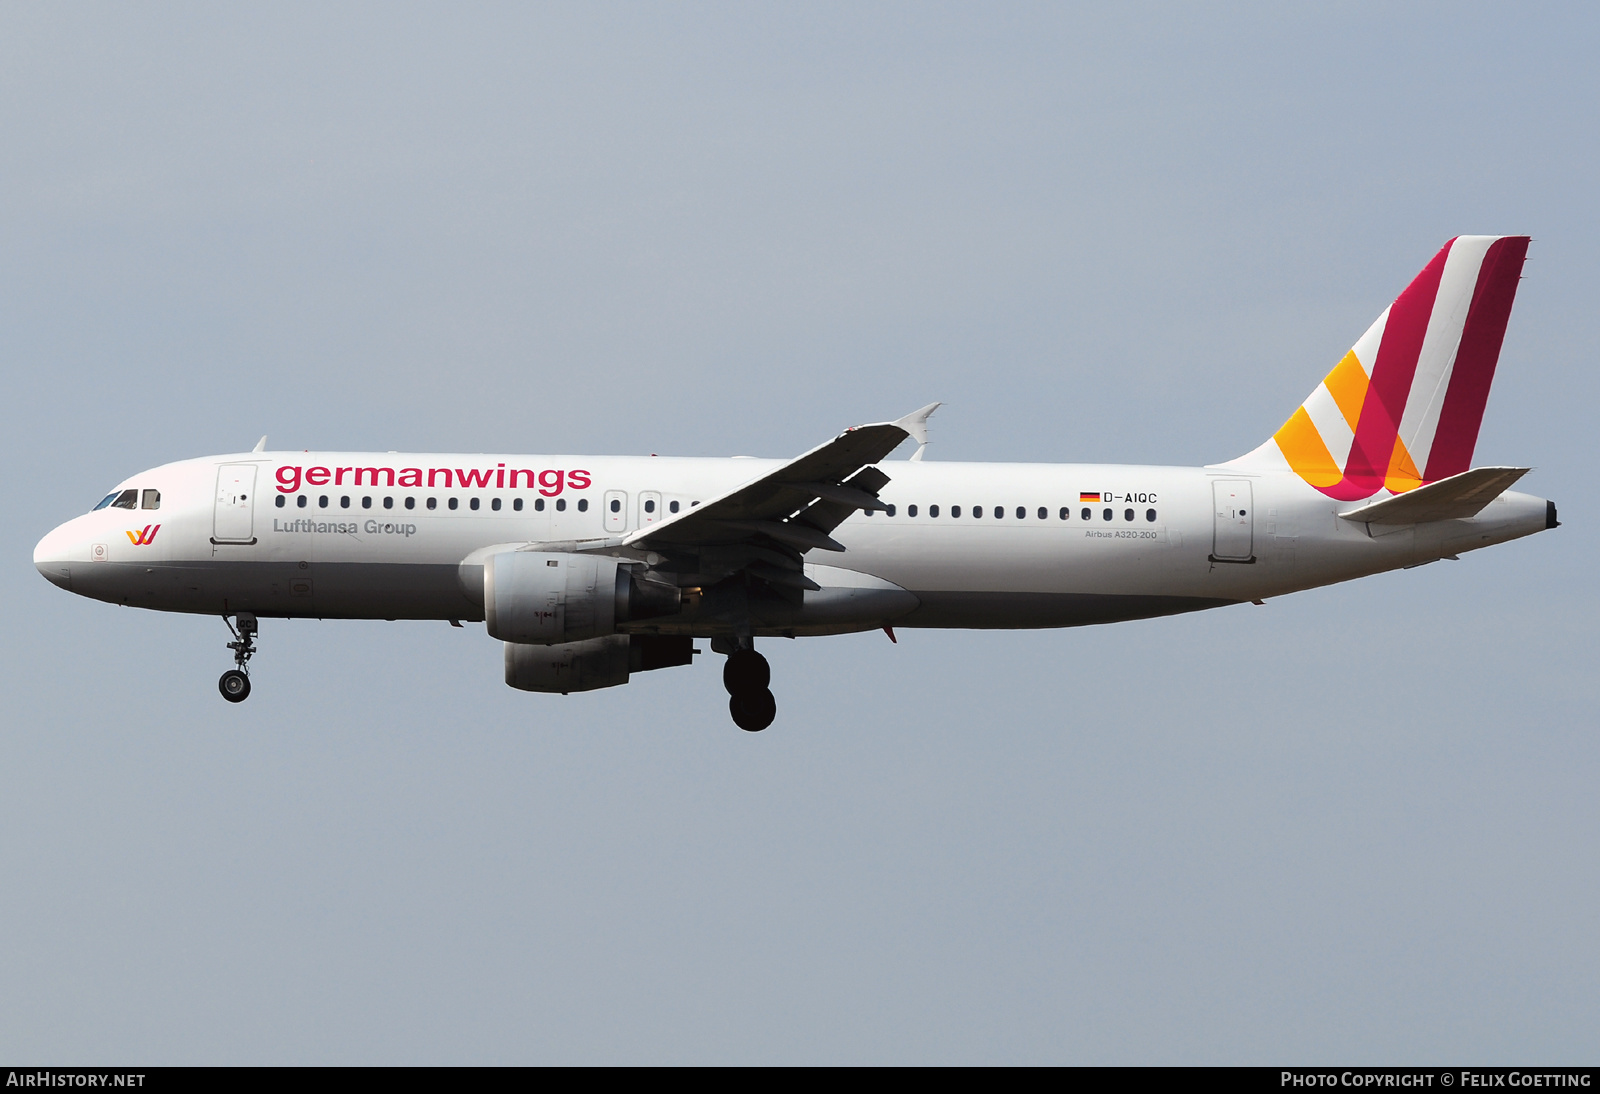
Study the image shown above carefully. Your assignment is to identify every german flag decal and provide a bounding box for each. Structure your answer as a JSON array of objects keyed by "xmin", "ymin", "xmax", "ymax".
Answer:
[{"xmin": 1079, "ymin": 492, "xmax": 1100, "ymax": 503}]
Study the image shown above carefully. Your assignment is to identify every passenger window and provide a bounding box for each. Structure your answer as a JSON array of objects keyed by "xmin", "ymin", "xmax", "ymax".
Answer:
[
  {"xmin": 1146, "ymin": 508, "xmax": 1157, "ymax": 522},
  {"xmin": 610, "ymin": 498, "xmax": 621, "ymax": 513},
  {"xmin": 513, "ymin": 498, "xmax": 523, "ymax": 511},
  {"xmin": 929, "ymin": 504, "xmax": 939, "ymax": 517},
  {"xmin": 405, "ymin": 497, "xmax": 415, "ymax": 510},
  {"xmin": 994, "ymin": 506, "xmax": 1003, "ymax": 519},
  {"xmin": 973, "ymin": 506, "xmax": 982, "ymax": 518},
  {"xmin": 1059, "ymin": 507, "xmax": 1069, "ymax": 520},
  {"xmin": 1017, "ymin": 507, "xmax": 1026, "ymax": 519},
  {"xmin": 297, "ymin": 495, "xmax": 308, "ymax": 509},
  {"xmin": 1037, "ymin": 507, "xmax": 1047, "ymax": 520},
  {"xmin": 1102, "ymin": 508, "xmax": 1112, "ymax": 521},
  {"xmin": 556, "ymin": 498, "xmax": 566, "ymax": 511},
  {"xmin": 383, "ymin": 497, "xmax": 393, "ymax": 509},
  {"xmin": 885, "ymin": 504, "xmax": 896, "ymax": 516},
  {"xmin": 1081, "ymin": 507, "xmax": 1091, "ymax": 521},
  {"xmin": 362, "ymin": 497, "xmax": 373, "ymax": 509},
  {"xmin": 341, "ymin": 496, "xmax": 351, "ymax": 509},
  {"xmin": 426, "ymin": 498, "xmax": 436, "ymax": 510},
  {"xmin": 142, "ymin": 490, "xmax": 161, "ymax": 510},
  {"xmin": 669, "ymin": 500, "xmax": 680, "ymax": 513},
  {"xmin": 448, "ymin": 498, "xmax": 458, "ymax": 510},
  {"xmin": 319, "ymin": 496, "xmax": 329, "ymax": 508},
  {"xmin": 470, "ymin": 498, "xmax": 480, "ymax": 511},
  {"xmin": 908, "ymin": 504, "xmax": 918, "ymax": 517},
  {"xmin": 1124, "ymin": 508, "xmax": 1134, "ymax": 521},
  {"xmin": 644, "ymin": 499, "xmax": 655, "ymax": 513},
  {"xmin": 492, "ymin": 498, "xmax": 502, "ymax": 511},
  {"xmin": 577, "ymin": 498, "xmax": 588, "ymax": 512},
  {"xmin": 951, "ymin": 505, "xmax": 961, "ymax": 517},
  {"xmin": 535, "ymin": 498, "xmax": 545, "ymax": 511},
  {"xmin": 112, "ymin": 489, "xmax": 138, "ymax": 510},
  {"xmin": 275, "ymin": 495, "xmax": 286, "ymax": 508}
]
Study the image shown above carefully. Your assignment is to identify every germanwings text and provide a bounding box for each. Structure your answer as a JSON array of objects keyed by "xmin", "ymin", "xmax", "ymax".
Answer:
[{"xmin": 275, "ymin": 464, "xmax": 591, "ymax": 497}]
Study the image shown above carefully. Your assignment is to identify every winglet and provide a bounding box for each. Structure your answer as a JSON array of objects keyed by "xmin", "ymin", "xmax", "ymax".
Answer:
[
  {"xmin": 252, "ymin": 436, "xmax": 267, "ymax": 453},
  {"xmin": 894, "ymin": 402, "xmax": 941, "ymax": 461}
]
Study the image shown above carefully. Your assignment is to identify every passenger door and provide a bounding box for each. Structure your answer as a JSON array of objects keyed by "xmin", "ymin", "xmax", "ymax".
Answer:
[
  {"xmin": 1211, "ymin": 480, "xmax": 1253, "ymax": 561},
  {"xmin": 213, "ymin": 464, "xmax": 259, "ymax": 544}
]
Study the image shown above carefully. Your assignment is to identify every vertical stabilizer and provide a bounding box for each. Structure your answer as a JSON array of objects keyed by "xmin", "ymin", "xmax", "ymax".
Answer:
[{"xmin": 1228, "ymin": 236, "xmax": 1529, "ymax": 501}]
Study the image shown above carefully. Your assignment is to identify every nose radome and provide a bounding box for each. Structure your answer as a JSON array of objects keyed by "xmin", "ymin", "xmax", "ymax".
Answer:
[{"xmin": 34, "ymin": 525, "xmax": 73, "ymax": 590}]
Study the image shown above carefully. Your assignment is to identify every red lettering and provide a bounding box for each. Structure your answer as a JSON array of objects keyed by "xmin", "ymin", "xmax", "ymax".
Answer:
[
  {"xmin": 335, "ymin": 467, "xmax": 353, "ymax": 485},
  {"xmin": 457, "ymin": 467, "xmax": 494, "ymax": 488},
  {"xmin": 354, "ymin": 467, "xmax": 395, "ymax": 487},
  {"xmin": 568, "ymin": 469, "xmax": 591, "ymax": 490},
  {"xmin": 509, "ymin": 469, "xmax": 536, "ymax": 489},
  {"xmin": 275, "ymin": 465, "xmax": 302, "ymax": 493},
  {"xmin": 496, "ymin": 464, "xmax": 505, "ymax": 488},
  {"xmin": 538, "ymin": 469, "xmax": 565, "ymax": 496},
  {"xmin": 398, "ymin": 467, "xmax": 422, "ymax": 487},
  {"xmin": 427, "ymin": 468, "xmax": 453, "ymax": 488},
  {"xmin": 305, "ymin": 466, "xmax": 330, "ymax": 487}
]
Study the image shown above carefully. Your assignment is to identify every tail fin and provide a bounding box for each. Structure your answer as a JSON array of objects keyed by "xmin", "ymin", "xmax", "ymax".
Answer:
[{"xmin": 1230, "ymin": 236, "xmax": 1530, "ymax": 501}]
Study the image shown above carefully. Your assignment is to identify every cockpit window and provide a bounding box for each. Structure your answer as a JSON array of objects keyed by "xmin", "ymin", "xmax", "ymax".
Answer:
[
  {"xmin": 141, "ymin": 489, "xmax": 161, "ymax": 510},
  {"xmin": 92, "ymin": 492, "xmax": 119, "ymax": 511},
  {"xmin": 110, "ymin": 489, "xmax": 138, "ymax": 510}
]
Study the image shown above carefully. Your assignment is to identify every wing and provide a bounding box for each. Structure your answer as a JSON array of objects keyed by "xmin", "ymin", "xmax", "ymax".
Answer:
[{"xmin": 622, "ymin": 404, "xmax": 939, "ymax": 592}]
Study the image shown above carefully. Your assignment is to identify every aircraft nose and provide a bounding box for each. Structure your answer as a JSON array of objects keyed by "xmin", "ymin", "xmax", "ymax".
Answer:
[{"xmin": 34, "ymin": 524, "xmax": 74, "ymax": 590}]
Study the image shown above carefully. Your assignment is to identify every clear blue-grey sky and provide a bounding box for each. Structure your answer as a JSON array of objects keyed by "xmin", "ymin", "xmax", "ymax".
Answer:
[{"xmin": 3, "ymin": 3, "xmax": 1596, "ymax": 1064}]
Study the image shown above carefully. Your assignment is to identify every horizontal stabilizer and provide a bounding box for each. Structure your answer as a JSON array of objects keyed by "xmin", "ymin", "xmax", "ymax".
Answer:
[{"xmin": 1338, "ymin": 466, "xmax": 1529, "ymax": 524}]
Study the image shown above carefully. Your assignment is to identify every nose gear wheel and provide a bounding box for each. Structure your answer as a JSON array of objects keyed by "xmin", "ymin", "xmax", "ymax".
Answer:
[
  {"xmin": 219, "ymin": 669, "xmax": 250, "ymax": 702},
  {"xmin": 219, "ymin": 613, "xmax": 258, "ymax": 703}
]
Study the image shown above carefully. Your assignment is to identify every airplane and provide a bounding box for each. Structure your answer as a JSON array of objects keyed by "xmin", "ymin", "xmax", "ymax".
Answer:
[{"xmin": 33, "ymin": 236, "xmax": 1557, "ymax": 731}]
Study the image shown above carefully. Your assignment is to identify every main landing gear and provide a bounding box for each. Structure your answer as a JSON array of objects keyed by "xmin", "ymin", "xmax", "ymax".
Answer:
[
  {"xmin": 722, "ymin": 646, "xmax": 776, "ymax": 732},
  {"xmin": 219, "ymin": 613, "xmax": 258, "ymax": 703}
]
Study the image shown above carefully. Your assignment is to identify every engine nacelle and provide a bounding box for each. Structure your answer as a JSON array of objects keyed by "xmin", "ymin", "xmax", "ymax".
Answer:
[
  {"xmin": 484, "ymin": 551, "xmax": 682, "ymax": 645},
  {"xmin": 505, "ymin": 634, "xmax": 697, "ymax": 693}
]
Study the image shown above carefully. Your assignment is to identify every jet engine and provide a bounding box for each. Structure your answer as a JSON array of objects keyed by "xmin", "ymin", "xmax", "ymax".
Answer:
[
  {"xmin": 483, "ymin": 551, "xmax": 680, "ymax": 645},
  {"xmin": 505, "ymin": 634, "xmax": 697, "ymax": 693}
]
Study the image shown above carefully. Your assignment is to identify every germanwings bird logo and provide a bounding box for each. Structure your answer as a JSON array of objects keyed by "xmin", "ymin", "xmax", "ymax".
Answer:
[
  {"xmin": 1262, "ymin": 236, "xmax": 1529, "ymax": 502},
  {"xmin": 126, "ymin": 524, "xmax": 161, "ymax": 545}
]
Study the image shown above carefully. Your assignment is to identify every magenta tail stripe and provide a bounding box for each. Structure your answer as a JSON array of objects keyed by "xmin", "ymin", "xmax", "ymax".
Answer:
[
  {"xmin": 1422, "ymin": 236, "xmax": 1530, "ymax": 482},
  {"xmin": 1344, "ymin": 240, "xmax": 1454, "ymax": 489}
]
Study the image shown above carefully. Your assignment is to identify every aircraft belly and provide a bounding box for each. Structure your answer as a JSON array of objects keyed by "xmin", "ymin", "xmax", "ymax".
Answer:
[
  {"xmin": 898, "ymin": 591, "xmax": 1237, "ymax": 628},
  {"xmin": 69, "ymin": 560, "xmax": 482, "ymax": 620}
]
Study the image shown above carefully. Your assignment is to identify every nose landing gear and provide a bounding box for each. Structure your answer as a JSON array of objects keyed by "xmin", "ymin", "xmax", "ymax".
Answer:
[
  {"xmin": 219, "ymin": 613, "xmax": 258, "ymax": 703},
  {"xmin": 722, "ymin": 646, "xmax": 776, "ymax": 732}
]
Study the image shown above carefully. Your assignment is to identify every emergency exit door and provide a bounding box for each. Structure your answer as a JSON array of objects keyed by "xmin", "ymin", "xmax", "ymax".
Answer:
[
  {"xmin": 639, "ymin": 491, "xmax": 663, "ymax": 527},
  {"xmin": 604, "ymin": 490, "xmax": 629, "ymax": 533}
]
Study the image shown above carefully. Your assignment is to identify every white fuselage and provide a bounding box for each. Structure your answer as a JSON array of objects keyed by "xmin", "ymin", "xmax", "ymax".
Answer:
[{"xmin": 33, "ymin": 451, "xmax": 1552, "ymax": 637}]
